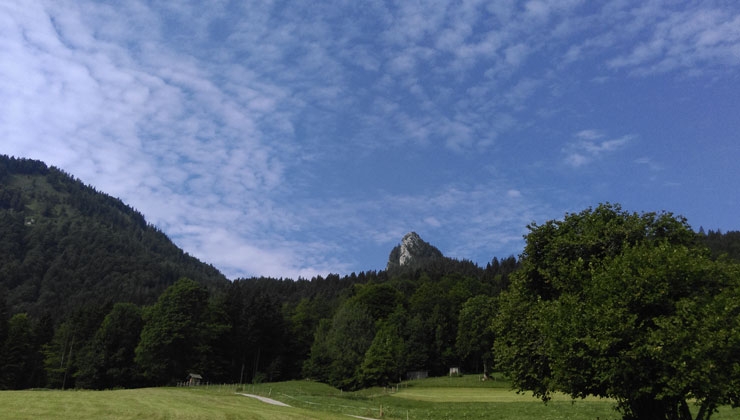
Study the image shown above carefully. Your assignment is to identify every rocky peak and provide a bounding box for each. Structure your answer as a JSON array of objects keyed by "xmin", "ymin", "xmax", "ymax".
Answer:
[
  {"xmin": 386, "ymin": 232, "xmax": 444, "ymax": 271},
  {"xmin": 399, "ymin": 232, "xmax": 424, "ymax": 266}
]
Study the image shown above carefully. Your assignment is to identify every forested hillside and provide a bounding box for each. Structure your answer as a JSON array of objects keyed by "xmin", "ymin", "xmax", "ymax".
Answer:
[{"xmin": 0, "ymin": 155, "xmax": 228, "ymax": 318}]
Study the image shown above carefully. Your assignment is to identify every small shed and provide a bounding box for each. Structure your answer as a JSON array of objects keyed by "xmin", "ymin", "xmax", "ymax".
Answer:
[
  {"xmin": 449, "ymin": 367, "xmax": 460, "ymax": 376},
  {"xmin": 187, "ymin": 373, "xmax": 203, "ymax": 386}
]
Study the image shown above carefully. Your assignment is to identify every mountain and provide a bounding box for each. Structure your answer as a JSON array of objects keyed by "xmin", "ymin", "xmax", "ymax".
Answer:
[
  {"xmin": 0, "ymin": 155, "xmax": 228, "ymax": 319},
  {"xmin": 386, "ymin": 232, "xmax": 445, "ymax": 272}
]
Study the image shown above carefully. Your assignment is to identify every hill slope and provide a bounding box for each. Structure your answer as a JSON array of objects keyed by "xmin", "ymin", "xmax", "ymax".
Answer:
[{"xmin": 0, "ymin": 155, "xmax": 228, "ymax": 318}]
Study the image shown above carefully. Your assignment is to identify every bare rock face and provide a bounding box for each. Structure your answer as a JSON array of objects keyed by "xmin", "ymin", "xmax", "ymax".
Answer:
[
  {"xmin": 386, "ymin": 232, "xmax": 444, "ymax": 271},
  {"xmin": 399, "ymin": 232, "xmax": 425, "ymax": 266}
]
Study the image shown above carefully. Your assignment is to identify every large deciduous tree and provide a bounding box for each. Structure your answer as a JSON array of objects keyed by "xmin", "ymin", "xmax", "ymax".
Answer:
[
  {"xmin": 135, "ymin": 278, "xmax": 225, "ymax": 385},
  {"xmin": 495, "ymin": 203, "xmax": 740, "ymax": 420},
  {"xmin": 303, "ymin": 302, "xmax": 375, "ymax": 390},
  {"xmin": 360, "ymin": 319, "xmax": 406, "ymax": 387}
]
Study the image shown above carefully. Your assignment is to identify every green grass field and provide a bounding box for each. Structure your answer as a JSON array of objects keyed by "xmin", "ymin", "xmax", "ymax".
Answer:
[
  {"xmin": 0, "ymin": 387, "xmax": 348, "ymax": 420},
  {"xmin": 1, "ymin": 376, "xmax": 737, "ymax": 420}
]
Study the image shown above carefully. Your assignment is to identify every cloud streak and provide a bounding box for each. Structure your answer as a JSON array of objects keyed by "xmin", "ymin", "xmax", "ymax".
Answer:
[{"xmin": 563, "ymin": 131, "xmax": 633, "ymax": 168}]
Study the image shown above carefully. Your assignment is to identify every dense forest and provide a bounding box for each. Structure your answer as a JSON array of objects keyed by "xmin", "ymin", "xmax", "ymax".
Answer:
[
  {"xmin": 1, "ymin": 155, "xmax": 739, "ymax": 420},
  {"xmin": 0, "ymin": 155, "xmax": 518, "ymax": 390}
]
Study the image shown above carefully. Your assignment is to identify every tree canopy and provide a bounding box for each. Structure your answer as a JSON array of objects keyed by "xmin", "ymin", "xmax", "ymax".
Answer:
[
  {"xmin": 495, "ymin": 203, "xmax": 740, "ymax": 420},
  {"xmin": 135, "ymin": 278, "xmax": 227, "ymax": 385}
]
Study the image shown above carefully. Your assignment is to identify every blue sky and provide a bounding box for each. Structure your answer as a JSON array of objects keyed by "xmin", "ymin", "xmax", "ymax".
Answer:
[{"xmin": 2, "ymin": 0, "xmax": 739, "ymax": 279}]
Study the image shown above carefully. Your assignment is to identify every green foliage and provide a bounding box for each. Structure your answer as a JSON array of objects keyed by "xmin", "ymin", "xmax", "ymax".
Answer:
[
  {"xmin": 288, "ymin": 297, "xmax": 334, "ymax": 367},
  {"xmin": 327, "ymin": 304, "xmax": 376, "ymax": 390},
  {"xmin": 495, "ymin": 203, "xmax": 740, "ymax": 420},
  {"xmin": 359, "ymin": 321, "xmax": 406, "ymax": 387},
  {"xmin": 404, "ymin": 275, "xmax": 474, "ymax": 375},
  {"xmin": 456, "ymin": 295, "xmax": 497, "ymax": 375},
  {"xmin": 75, "ymin": 303, "xmax": 144, "ymax": 389},
  {"xmin": 42, "ymin": 305, "xmax": 108, "ymax": 389},
  {"xmin": 0, "ymin": 287, "xmax": 7, "ymax": 350},
  {"xmin": 302, "ymin": 318, "xmax": 334, "ymax": 382},
  {"xmin": 1, "ymin": 313, "xmax": 36, "ymax": 389},
  {"xmin": 222, "ymin": 282, "xmax": 289, "ymax": 384},
  {"xmin": 700, "ymin": 229, "xmax": 740, "ymax": 262},
  {"xmin": 135, "ymin": 278, "xmax": 226, "ymax": 385},
  {"xmin": 349, "ymin": 283, "xmax": 404, "ymax": 321},
  {"xmin": 515, "ymin": 203, "xmax": 696, "ymax": 300}
]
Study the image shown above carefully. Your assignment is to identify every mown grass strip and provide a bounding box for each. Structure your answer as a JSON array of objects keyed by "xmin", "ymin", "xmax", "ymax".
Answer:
[{"xmin": 0, "ymin": 387, "xmax": 348, "ymax": 420}]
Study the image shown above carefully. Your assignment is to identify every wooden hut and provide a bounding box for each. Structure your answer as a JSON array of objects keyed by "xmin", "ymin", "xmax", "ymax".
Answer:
[{"xmin": 187, "ymin": 373, "xmax": 203, "ymax": 386}]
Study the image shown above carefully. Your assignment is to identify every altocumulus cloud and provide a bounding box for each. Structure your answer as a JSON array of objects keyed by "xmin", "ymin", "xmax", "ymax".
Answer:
[
  {"xmin": 2, "ymin": 0, "xmax": 740, "ymax": 278},
  {"xmin": 0, "ymin": 1, "xmax": 300, "ymax": 277}
]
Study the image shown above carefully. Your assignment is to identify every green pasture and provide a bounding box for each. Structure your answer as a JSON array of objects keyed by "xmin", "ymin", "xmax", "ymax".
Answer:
[
  {"xmin": 0, "ymin": 386, "xmax": 347, "ymax": 420},
  {"xmin": 0, "ymin": 376, "xmax": 737, "ymax": 420}
]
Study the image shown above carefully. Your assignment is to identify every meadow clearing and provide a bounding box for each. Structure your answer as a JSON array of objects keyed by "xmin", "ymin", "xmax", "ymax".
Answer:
[{"xmin": 0, "ymin": 376, "xmax": 736, "ymax": 420}]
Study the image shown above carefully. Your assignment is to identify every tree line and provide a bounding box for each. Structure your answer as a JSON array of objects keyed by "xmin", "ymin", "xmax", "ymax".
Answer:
[{"xmin": 0, "ymin": 256, "xmax": 518, "ymax": 390}]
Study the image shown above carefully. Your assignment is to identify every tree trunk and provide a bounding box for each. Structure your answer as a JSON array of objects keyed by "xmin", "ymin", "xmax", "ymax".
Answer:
[
  {"xmin": 694, "ymin": 400, "xmax": 715, "ymax": 420},
  {"xmin": 625, "ymin": 397, "xmax": 668, "ymax": 420},
  {"xmin": 624, "ymin": 397, "xmax": 702, "ymax": 420},
  {"xmin": 677, "ymin": 400, "xmax": 692, "ymax": 420}
]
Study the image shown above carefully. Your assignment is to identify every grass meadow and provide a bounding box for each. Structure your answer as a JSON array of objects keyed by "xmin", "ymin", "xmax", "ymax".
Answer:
[{"xmin": 1, "ymin": 375, "xmax": 737, "ymax": 419}]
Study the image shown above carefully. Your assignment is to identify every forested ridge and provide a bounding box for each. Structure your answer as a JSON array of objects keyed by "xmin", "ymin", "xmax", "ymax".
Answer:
[
  {"xmin": 0, "ymin": 155, "xmax": 228, "ymax": 318},
  {"xmin": 1, "ymin": 155, "xmax": 739, "ymax": 420}
]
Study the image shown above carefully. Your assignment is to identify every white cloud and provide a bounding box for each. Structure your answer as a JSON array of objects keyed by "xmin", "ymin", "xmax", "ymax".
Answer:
[
  {"xmin": 424, "ymin": 216, "xmax": 442, "ymax": 227},
  {"xmin": 608, "ymin": 6, "xmax": 740, "ymax": 75},
  {"xmin": 525, "ymin": 0, "xmax": 551, "ymax": 20},
  {"xmin": 387, "ymin": 53, "xmax": 417, "ymax": 74},
  {"xmin": 583, "ymin": 136, "xmax": 631, "ymax": 154},
  {"xmin": 563, "ymin": 132, "xmax": 633, "ymax": 168},
  {"xmin": 504, "ymin": 43, "xmax": 531, "ymax": 67},
  {"xmin": 635, "ymin": 156, "xmax": 663, "ymax": 172},
  {"xmin": 507, "ymin": 189, "xmax": 522, "ymax": 198},
  {"xmin": 576, "ymin": 129, "xmax": 604, "ymax": 140},
  {"xmin": 564, "ymin": 153, "xmax": 590, "ymax": 168}
]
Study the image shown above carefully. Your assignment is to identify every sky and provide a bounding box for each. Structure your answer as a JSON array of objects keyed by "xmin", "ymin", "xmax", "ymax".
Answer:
[{"xmin": 2, "ymin": 0, "xmax": 739, "ymax": 280}]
